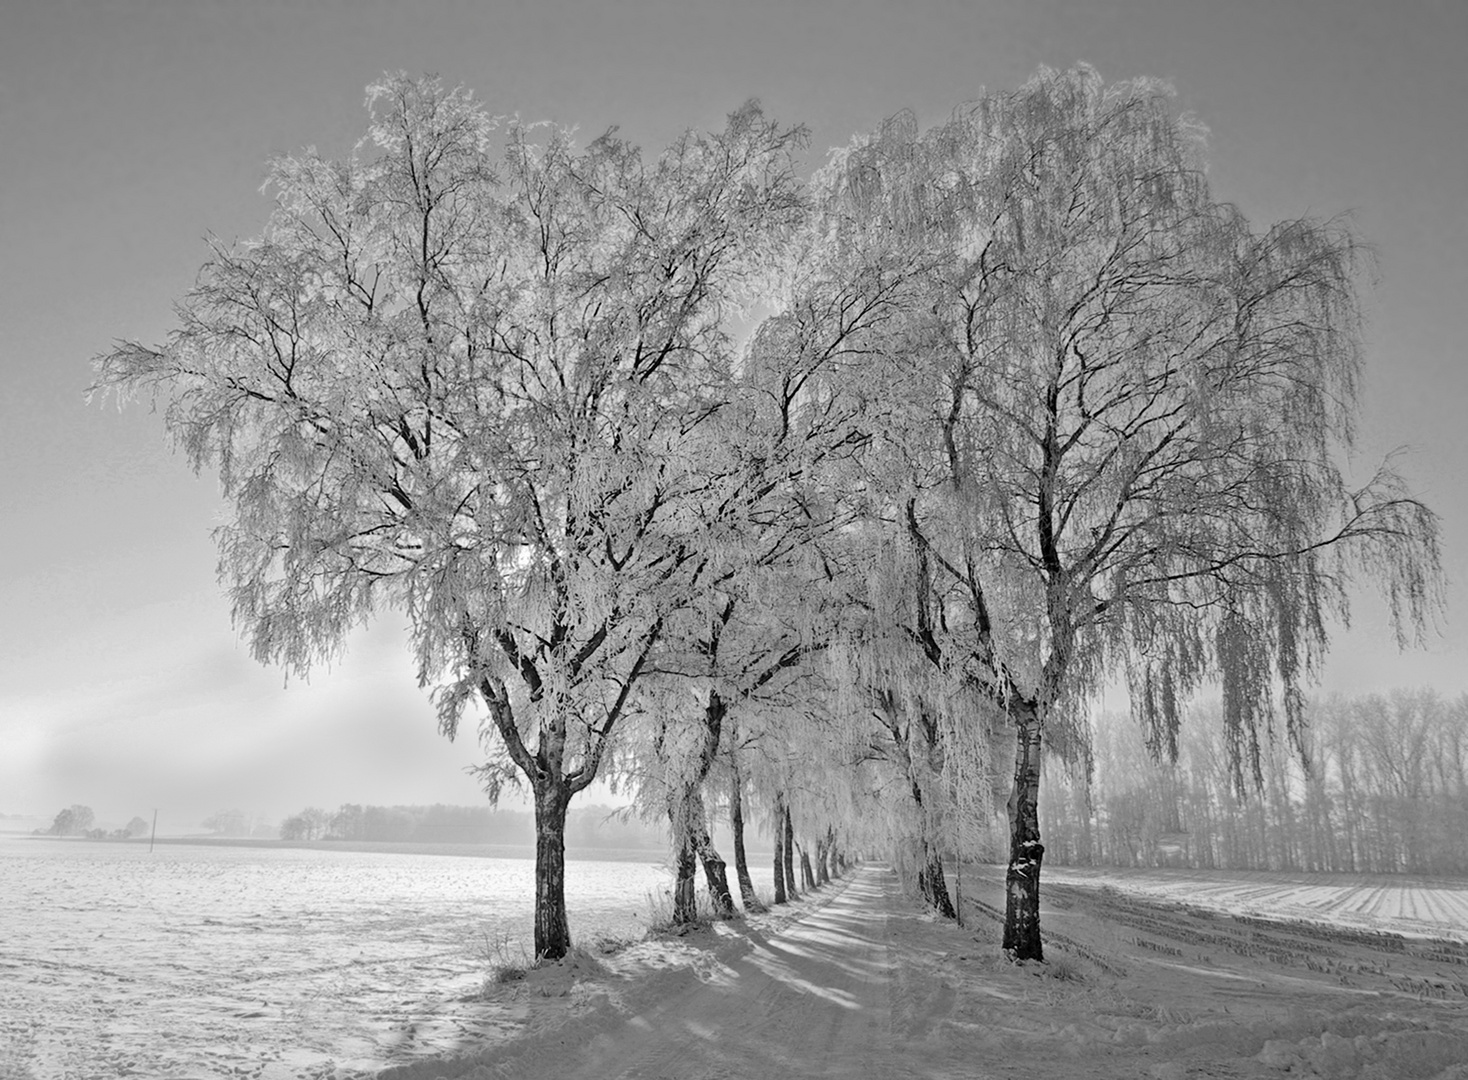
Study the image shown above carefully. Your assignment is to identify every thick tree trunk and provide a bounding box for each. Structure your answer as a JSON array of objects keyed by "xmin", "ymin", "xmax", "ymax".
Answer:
[
  {"xmin": 904, "ymin": 775, "xmax": 955, "ymax": 918},
  {"xmin": 917, "ymin": 841, "xmax": 957, "ymax": 919},
  {"xmin": 1002, "ymin": 702, "xmax": 1045, "ymax": 960},
  {"xmin": 670, "ymin": 790, "xmax": 735, "ymax": 922},
  {"xmin": 533, "ymin": 780, "xmax": 573, "ymax": 960},
  {"xmin": 728, "ymin": 772, "xmax": 765, "ymax": 912},
  {"xmin": 815, "ymin": 835, "xmax": 830, "ymax": 884},
  {"xmin": 695, "ymin": 830, "xmax": 736, "ymax": 918}
]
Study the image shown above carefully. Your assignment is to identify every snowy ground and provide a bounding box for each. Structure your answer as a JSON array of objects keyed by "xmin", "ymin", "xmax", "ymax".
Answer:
[
  {"xmin": 7, "ymin": 854, "xmax": 1466, "ymax": 1078},
  {"xmin": 0, "ymin": 840, "xmax": 695, "ymax": 1079},
  {"xmin": 388, "ymin": 864, "xmax": 1468, "ymax": 1080},
  {"xmin": 1045, "ymin": 865, "xmax": 1468, "ymax": 944}
]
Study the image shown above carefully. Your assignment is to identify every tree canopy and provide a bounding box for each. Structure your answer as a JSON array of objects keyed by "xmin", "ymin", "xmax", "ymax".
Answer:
[
  {"xmin": 95, "ymin": 67, "xmax": 1440, "ymax": 963},
  {"xmin": 804, "ymin": 66, "xmax": 1440, "ymax": 956}
]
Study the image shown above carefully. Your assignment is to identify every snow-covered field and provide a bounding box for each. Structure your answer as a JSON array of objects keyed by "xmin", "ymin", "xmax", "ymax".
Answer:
[
  {"xmin": 0, "ymin": 836, "xmax": 747, "ymax": 1079},
  {"xmin": 1045, "ymin": 865, "xmax": 1468, "ymax": 944},
  {"xmin": 6, "ymin": 842, "xmax": 1467, "ymax": 1079}
]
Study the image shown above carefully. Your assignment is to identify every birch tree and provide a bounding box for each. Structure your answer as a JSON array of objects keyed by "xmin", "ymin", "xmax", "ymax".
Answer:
[
  {"xmin": 623, "ymin": 568, "xmax": 842, "ymax": 922},
  {"xmin": 824, "ymin": 67, "xmax": 1441, "ymax": 959},
  {"xmin": 723, "ymin": 713, "xmax": 765, "ymax": 911},
  {"xmin": 92, "ymin": 74, "xmax": 805, "ymax": 960},
  {"xmin": 610, "ymin": 272, "xmax": 881, "ymax": 921},
  {"xmin": 616, "ymin": 170, "xmax": 919, "ymax": 919}
]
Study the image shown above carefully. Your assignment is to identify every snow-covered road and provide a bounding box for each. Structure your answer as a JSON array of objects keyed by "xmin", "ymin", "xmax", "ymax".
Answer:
[
  {"xmin": 402, "ymin": 867, "xmax": 902, "ymax": 1079},
  {"xmin": 550, "ymin": 868, "xmax": 895, "ymax": 1078},
  {"xmin": 400, "ymin": 862, "xmax": 1468, "ymax": 1080}
]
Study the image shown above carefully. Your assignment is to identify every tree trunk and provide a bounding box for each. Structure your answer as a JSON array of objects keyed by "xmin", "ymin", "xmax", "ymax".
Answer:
[
  {"xmin": 1002, "ymin": 701, "xmax": 1045, "ymax": 960},
  {"xmin": 670, "ymin": 790, "xmax": 735, "ymax": 921},
  {"xmin": 815, "ymin": 835, "xmax": 830, "ymax": 884},
  {"xmin": 728, "ymin": 770, "xmax": 765, "ymax": 912},
  {"xmin": 917, "ymin": 841, "xmax": 956, "ymax": 919},
  {"xmin": 673, "ymin": 836, "xmax": 699, "ymax": 923},
  {"xmin": 772, "ymin": 815, "xmax": 788, "ymax": 905},
  {"xmin": 798, "ymin": 842, "xmax": 815, "ymax": 890},
  {"xmin": 660, "ymin": 689, "xmax": 732, "ymax": 926},
  {"xmin": 533, "ymin": 780, "xmax": 573, "ymax": 960},
  {"xmin": 782, "ymin": 802, "xmax": 800, "ymax": 899},
  {"xmin": 903, "ymin": 774, "xmax": 955, "ymax": 918},
  {"xmin": 695, "ymin": 829, "xmax": 736, "ymax": 918},
  {"xmin": 954, "ymin": 845, "xmax": 963, "ymax": 928}
]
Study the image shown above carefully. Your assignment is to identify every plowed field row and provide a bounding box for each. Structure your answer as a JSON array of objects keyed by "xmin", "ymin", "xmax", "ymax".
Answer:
[{"xmin": 1044, "ymin": 866, "xmax": 1468, "ymax": 943}]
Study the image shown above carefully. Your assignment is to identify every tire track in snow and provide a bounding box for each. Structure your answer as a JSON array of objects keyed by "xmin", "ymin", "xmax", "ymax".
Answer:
[{"xmin": 532, "ymin": 867, "xmax": 903, "ymax": 1080}]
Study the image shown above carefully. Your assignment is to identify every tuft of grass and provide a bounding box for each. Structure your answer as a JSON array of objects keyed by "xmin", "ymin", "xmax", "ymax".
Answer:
[
  {"xmin": 477, "ymin": 930, "xmax": 533, "ymax": 984},
  {"xmin": 471, "ymin": 927, "xmax": 629, "ymax": 1002},
  {"xmin": 644, "ymin": 887, "xmax": 716, "ymax": 935},
  {"xmin": 644, "ymin": 887, "xmax": 675, "ymax": 931},
  {"xmin": 1044, "ymin": 955, "xmax": 1084, "ymax": 983}
]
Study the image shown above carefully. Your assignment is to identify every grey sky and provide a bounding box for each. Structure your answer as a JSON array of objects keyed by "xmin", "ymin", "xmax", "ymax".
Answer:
[{"xmin": 2, "ymin": 0, "xmax": 1463, "ymax": 827}]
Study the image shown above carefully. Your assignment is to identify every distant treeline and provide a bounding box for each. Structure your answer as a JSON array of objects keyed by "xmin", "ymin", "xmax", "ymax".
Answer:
[
  {"xmin": 34, "ymin": 804, "xmax": 150, "ymax": 841},
  {"xmin": 279, "ymin": 802, "xmax": 670, "ymax": 849},
  {"xmin": 1041, "ymin": 689, "xmax": 1468, "ymax": 876}
]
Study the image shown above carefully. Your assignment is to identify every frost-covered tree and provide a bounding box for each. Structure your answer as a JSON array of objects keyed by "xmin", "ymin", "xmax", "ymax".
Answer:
[
  {"xmin": 722, "ymin": 713, "xmax": 765, "ymax": 911},
  {"xmin": 619, "ymin": 579, "xmax": 836, "ymax": 923},
  {"xmin": 609, "ymin": 188, "xmax": 910, "ymax": 921},
  {"xmin": 724, "ymin": 139, "xmax": 978, "ymax": 912},
  {"xmin": 823, "ymin": 67, "xmax": 1441, "ymax": 959},
  {"xmin": 637, "ymin": 674, "xmax": 740, "ymax": 922},
  {"xmin": 93, "ymin": 74, "xmax": 805, "ymax": 960},
  {"xmin": 824, "ymin": 513, "xmax": 1003, "ymax": 916}
]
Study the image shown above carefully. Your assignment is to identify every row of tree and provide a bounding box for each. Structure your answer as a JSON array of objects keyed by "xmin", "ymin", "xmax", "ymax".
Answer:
[
  {"xmin": 96, "ymin": 67, "xmax": 1440, "ymax": 960},
  {"xmin": 199, "ymin": 808, "xmax": 278, "ymax": 838},
  {"xmin": 277, "ymin": 801, "xmax": 670, "ymax": 848},
  {"xmin": 1041, "ymin": 688, "xmax": 1468, "ymax": 876},
  {"xmin": 39, "ymin": 805, "xmax": 150, "ymax": 840}
]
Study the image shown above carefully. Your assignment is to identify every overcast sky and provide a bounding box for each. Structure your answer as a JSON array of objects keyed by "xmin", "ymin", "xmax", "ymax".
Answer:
[{"xmin": 2, "ymin": 0, "xmax": 1464, "ymax": 829}]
